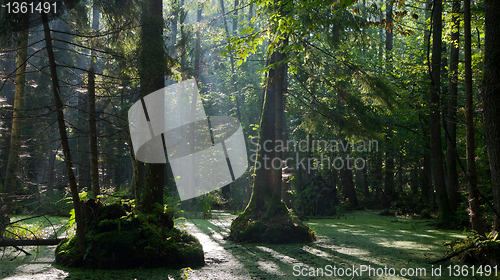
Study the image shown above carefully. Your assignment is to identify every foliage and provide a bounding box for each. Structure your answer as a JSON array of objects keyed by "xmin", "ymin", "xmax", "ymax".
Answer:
[
  {"xmin": 444, "ymin": 231, "xmax": 500, "ymax": 265},
  {"xmin": 3, "ymin": 221, "xmax": 44, "ymax": 240}
]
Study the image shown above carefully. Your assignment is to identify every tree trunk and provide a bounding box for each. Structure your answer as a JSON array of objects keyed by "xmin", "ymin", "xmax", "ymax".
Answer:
[
  {"xmin": 483, "ymin": 0, "xmax": 500, "ymax": 232},
  {"xmin": 446, "ymin": 0, "xmax": 460, "ymax": 210},
  {"xmin": 463, "ymin": 0, "xmax": 484, "ymax": 236},
  {"xmin": 170, "ymin": 0, "xmax": 178, "ymax": 58},
  {"xmin": 340, "ymin": 140, "xmax": 358, "ymax": 207},
  {"xmin": 410, "ymin": 161, "xmax": 419, "ymax": 196},
  {"xmin": 429, "ymin": 0, "xmax": 453, "ymax": 225},
  {"xmin": 422, "ymin": 137, "xmax": 433, "ymax": 206},
  {"xmin": 41, "ymin": 12, "xmax": 86, "ymax": 253},
  {"xmin": 2, "ymin": 13, "xmax": 29, "ymax": 218},
  {"xmin": 88, "ymin": 0, "xmax": 100, "ymax": 198},
  {"xmin": 362, "ymin": 157, "xmax": 370, "ymax": 200},
  {"xmin": 139, "ymin": 0, "xmax": 165, "ymax": 213},
  {"xmin": 397, "ymin": 152, "xmax": 404, "ymax": 194},
  {"xmin": 273, "ymin": 46, "xmax": 285, "ymax": 197},
  {"xmin": 373, "ymin": 150, "xmax": 383, "ymax": 203},
  {"xmin": 384, "ymin": 132, "xmax": 395, "ymax": 203},
  {"xmin": 247, "ymin": 54, "xmax": 276, "ymax": 212},
  {"xmin": 88, "ymin": 69, "xmax": 99, "ymax": 197},
  {"xmin": 179, "ymin": 0, "xmax": 186, "ymax": 75},
  {"xmin": 219, "ymin": 0, "xmax": 242, "ymax": 122},
  {"xmin": 385, "ymin": 0, "xmax": 393, "ymax": 66},
  {"xmin": 194, "ymin": 6, "xmax": 202, "ymax": 80}
]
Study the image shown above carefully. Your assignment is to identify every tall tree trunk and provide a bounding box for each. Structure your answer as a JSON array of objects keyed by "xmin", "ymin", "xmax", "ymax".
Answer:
[
  {"xmin": 397, "ymin": 152, "xmax": 404, "ymax": 194},
  {"xmin": 273, "ymin": 46, "xmax": 285, "ymax": 197},
  {"xmin": 41, "ymin": 13, "xmax": 86, "ymax": 253},
  {"xmin": 2, "ymin": 14, "xmax": 29, "ymax": 216},
  {"xmin": 483, "ymin": 0, "xmax": 500, "ymax": 232},
  {"xmin": 139, "ymin": 0, "xmax": 165, "ymax": 212},
  {"xmin": 0, "ymin": 53, "xmax": 16, "ymax": 186},
  {"xmin": 384, "ymin": 131, "xmax": 395, "ymax": 203},
  {"xmin": 362, "ymin": 157, "xmax": 370, "ymax": 200},
  {"xmin": 219, "ymin": 0, "xmax": 242, "ymax": 122},
  {"xmin": 422, "ymin": 136, "xmax": 434, "ymax": 206},
  {"xmin": 340, "ymin": 140, "xmax": 358, "ymax": 207},
  {"xmin": 373, "ymin": 150, "xmax": 383, "ymax": 203},
  {"xmin": 385, "ymin": 0, "xmax": 393, "ymax": 66},
  {"xmin": 219, "ymin": 0, "xmax": 243, "ymax": 199},
  {"xmin": 170, "ymin": 0, "xmax": 178, "ymax": 57},
  {"xmin": 88, "ymin": 0, "xmax": 100, "ymax": 198},
  {"xmin": 446, "ymin": 0, "xmax": 460, "ymax": 210},
  {"xmin": 88, "ymin": 69, "xmax": 99, "ymax": 197},
  {"xmin": 410, "ymin": 161, "xmax": 419, "ymax": 196},
  {"xmin": 179, "ymin": 0, "xmax": 186, "ymax": 75},
  {"xmin": 429, "ymin": 0, "xmax": 452, "ymax": 225},
  {"xmin": 249, "ymin": 55, "xmax": 276, "ymax": 211},
  {"xmin": 194, "ymin": 6, "xmax": 202, "ymax": 80},
  {"xmin": 464, "ymin": 0, "xmax": 484, "ymax": 235}
]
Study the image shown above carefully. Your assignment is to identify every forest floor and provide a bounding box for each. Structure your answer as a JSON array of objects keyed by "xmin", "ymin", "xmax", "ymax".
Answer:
[{"xmin": 1, "ymin": 210, "xmax": 497, "ymax": 279}]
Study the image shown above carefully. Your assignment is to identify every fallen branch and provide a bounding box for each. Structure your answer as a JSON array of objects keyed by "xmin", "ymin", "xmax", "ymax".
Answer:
[
  {"xmin": 13, "ymin": 245, "xmax": 31, "ymax": 256},
  {"xmin": 429, "ymin": 244, "xmax": 474, "ymax": 264},
  {"xmin": 0, "ymin": 238, "xmax": 63, "ymax": 247}
]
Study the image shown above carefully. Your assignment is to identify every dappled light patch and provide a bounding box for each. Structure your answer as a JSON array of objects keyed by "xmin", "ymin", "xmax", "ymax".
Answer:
[
  {"xmin": 376, "ymin": 240, "xmax": 432, "ymax": 251},
  {"xmin": 302, "ymin": 245, "xmax": 334, "ymax": 260},
  {"xmin": 257, "ymin": 260, "xmax": 284, "ymax": 276}
]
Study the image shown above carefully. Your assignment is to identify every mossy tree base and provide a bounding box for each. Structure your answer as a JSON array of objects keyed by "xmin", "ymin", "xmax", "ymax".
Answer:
[
  {"xmin": 229, "ymin": 194, "xmax": 316, "ymax": 244},
  {"xmin": 55, "ymin": 201, "xmax": 204, "ymax": 269}
]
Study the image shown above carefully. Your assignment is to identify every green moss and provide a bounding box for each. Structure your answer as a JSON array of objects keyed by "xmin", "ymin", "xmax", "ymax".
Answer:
[
  {"xmin": 55, "ymin": 202, "xmax": 204, "ymax": 269},
  {"xmin": 55, "ymin": 236, "xmax": 82, "ymax": 267},
  {"xmin": 230, "ymin": 193, "xmax": 316, "ymax": 244}
]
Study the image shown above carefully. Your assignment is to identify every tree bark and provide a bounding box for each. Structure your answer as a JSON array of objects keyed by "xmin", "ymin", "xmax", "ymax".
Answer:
[
  {"xmin": 464, "ymin": 0, "xmax": 484, "ymax": 235},
  {"xmin": 194, "ymin": 6, "xmax": 202, "ymax": 80},
  {"xmin": 41, "ymin": 12, "xmax": 86, "ymax": 253},
  {"xmin": 88, "ymin": 68, "xmax": 99, "ymax": 197},
  {"xmin": 483, "ymin": 0, "xmax": 500, "ymax": 232},
  {"xmin": 219, "ymin": 0, "xmax": 242, "ymax": 122},
  {"xmin": 139, "ymin": 0, "xmax": 165, "ymax": 212},
  {"xmin": 430, "ymin": 0, "xmax": 453, "ymax": 226},
  {"xmin": 384, "ymin": 131, "xmax": 395, "ymax": 203},
  {"xmin": 88, "ymin": 0, "xmax": 100, "ymax": 198},
  {"xmin": 2, "ymin": 14, "xmax": 29, "ymax": 217},
  {"xmin": 446, "ymin": 0, "xmax": 460, "ymax": 210},
  {"xmin": 273, "ymin": 46, "xmax": 285, "ymax": 197},
  {"xmin": 385, "ymin": 0, "xmax": 393, "ymax": 66}
]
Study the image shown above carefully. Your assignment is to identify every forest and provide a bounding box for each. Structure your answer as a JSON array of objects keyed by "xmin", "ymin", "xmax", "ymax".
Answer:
[{"xmin": 0, "ymin": 0, "xmax": 499, "ymax": 279}]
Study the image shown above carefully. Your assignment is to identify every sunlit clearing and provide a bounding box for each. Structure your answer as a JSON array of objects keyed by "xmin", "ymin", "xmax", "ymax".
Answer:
[
  {"xmin": 315, "ymin": 244, "xmax": 370, "ymax": 256},
  {"xmin": 257, "ymin": 260, "xmax": 284, "ymax": 276},
  {"xmin": 377, "ymin": 240, "xmax": 430, "ymax": 251},
  {"xmin": 3, "ymin": 264, "xmax": 69, "ymax": 280},
  {"xmin": 302, "ymin": 245, "xmax": 333, "ymax": 260}
]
